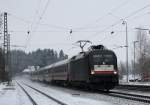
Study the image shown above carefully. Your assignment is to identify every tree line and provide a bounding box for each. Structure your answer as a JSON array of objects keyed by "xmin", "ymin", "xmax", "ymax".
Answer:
[{"xmin": 10, "ymin": 49, "xmax": 68, "ymax": 75}]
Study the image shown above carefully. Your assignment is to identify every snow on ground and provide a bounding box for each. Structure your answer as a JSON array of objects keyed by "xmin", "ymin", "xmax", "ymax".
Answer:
[
  {"xmin": 0, "ymin": 83, "xmax": 7, "ymax": 96},
  {"xmin": 18, "ymin": 76, "xmax": 150, "ymax": 105},
  {"xmin": 22, "ymin": 84, "xmax": 59, "ymax": 105},
  {"xmin": 50, "ymin": 84, "xmax": 150, "ymax": 105},
  {"xmin": 0, "ymin": 75, "xmax": 150, "ymax": 105},
  {"xmin": 0, "ymin": 77, "xmax": 114, "ymax": 105},
  {"xmin": 17, "ymin": 78, "xmax": 114, "ymax": 105},
  {"xmin": 0, "ymin": 82, "xmax": 32, "ymax": 105}
]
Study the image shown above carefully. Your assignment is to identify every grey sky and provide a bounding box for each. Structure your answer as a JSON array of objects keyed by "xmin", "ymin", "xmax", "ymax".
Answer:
[{"xmin": 1, "ymin": 0, "xmax": 150, "ymax": 62}]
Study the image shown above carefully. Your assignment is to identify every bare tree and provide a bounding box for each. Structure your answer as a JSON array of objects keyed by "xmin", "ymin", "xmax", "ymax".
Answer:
[
  {"xmin": 119, "ymin": 62, "xmax": 126, "ymax": 79},
  {"xmin": 135, "ymin": 28, "xmax": 150, "ymax": 81}
]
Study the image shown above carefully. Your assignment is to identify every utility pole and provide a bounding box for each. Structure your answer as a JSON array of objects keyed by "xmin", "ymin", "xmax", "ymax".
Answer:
[
  {"xmin": 122, "ymin": 20, "xmax": 129, "ymax": 82},
  {"xmin": 133, "ymin": 41, "xmax": 139, "ymax": 80},
  {"xmin": 3, "ymin": 12, "xmax": 11, "ymax": 83}
]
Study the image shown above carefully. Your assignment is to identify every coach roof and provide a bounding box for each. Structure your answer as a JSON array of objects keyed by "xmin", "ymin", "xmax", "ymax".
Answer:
[{"xmin": 53, "ymin": 59, "xmax": 69, "ymax": 67}]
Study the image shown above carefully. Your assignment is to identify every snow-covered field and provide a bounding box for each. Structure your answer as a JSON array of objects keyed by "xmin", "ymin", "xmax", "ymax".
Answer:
[
  {"xmin": 0, "ymin": 78, "xmax": 113, "ymax": 105},
  {"xmin": 0, "ymin": 76, "xmax": 150, "ymax": 105}
]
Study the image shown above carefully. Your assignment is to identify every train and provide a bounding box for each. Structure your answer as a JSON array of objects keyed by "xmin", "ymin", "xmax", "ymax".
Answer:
[{"xmin": 31, "ymin": 45, "xmax": 119, "ymax": 91}]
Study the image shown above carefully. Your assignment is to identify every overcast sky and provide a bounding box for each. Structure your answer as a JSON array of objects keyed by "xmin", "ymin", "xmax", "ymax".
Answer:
[{"xmin": 0, "ymin": 0, "xmax": 150, "ymax": 62}]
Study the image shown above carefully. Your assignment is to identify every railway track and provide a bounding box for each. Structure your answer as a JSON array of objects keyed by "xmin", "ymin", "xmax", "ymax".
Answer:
[
  {"xmin": 17, "ymin": 80, "xmax": 150, "ymax": 104},
  {"xmin": 52, "ymin": 83, "xmax": 150, "ymax": 104},
  {"xmin": 68, "ymin": 84, "xmax": 150, "ymax": 104},
  {"xmin": 43, "ymin": 82, "xmax": 150, "ymax": 104},
  {"xmin": 106, "ymin": 90, "xmax": 150, "ymax": 104},
  {"xmin": 116, "ymin": 84, "xmax": 150, "ymax": 91},
  {"xmin": 16, "ymin": 82, "xmax": 67, "ymax": 105},
  {"xmin": 17, "ymin": 82, "xmax": 38, "ymax": 105}
]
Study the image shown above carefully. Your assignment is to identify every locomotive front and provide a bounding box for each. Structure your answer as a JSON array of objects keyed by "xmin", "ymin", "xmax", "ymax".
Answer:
[{"xmin": 88, "ymin": 45, "xmax": 118, "ymax": 90}]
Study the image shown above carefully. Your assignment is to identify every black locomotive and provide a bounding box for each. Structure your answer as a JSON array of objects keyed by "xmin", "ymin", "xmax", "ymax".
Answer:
[{"xmin": 31, "ymin": 45, "xmax": 118, "ymax": 91}]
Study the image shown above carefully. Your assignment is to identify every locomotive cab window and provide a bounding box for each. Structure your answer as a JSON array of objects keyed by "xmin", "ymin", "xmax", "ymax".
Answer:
[{"xmin": 92, "ymin": 54, "xmax": 114, "ymax": 63}]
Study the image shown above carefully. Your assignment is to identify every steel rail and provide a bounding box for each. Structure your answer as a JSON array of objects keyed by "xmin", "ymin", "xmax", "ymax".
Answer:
[
  {"xmin": 116, "ymin": 84, "xmax": 150, "ymax": 91},
  {"xmin": 16, "ymin": 82, "xmax": 38, "ymax": 105},
  {"xmin": 111, "ymin": 91, "xmax": 150, "ymax": 99},
  {"xmin": 106, "ymin": 91, "xmax": 150, "ymax": 103},
  {"xmin": 118, "ymin": 84, "xmax": 150, "ymax": 88},
  {"xmin": 23, "ymin": 83, "xmax": 67, "ymax": 105}
]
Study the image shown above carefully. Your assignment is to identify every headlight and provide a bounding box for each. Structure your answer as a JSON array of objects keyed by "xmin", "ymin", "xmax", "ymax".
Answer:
[
  {"xmin": 114, "ymin": 71, "xmax": 117, "ymax": 74},
  {"xmin": 91, "ymin": 71, "xmax": 95, "ymax": 74}
]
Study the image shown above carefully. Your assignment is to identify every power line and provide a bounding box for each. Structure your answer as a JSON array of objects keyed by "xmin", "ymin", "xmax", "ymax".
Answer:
[
  {"xmin": 86, "ymin": 19, "xmax": 122, "ymax": 40},
  {"xmin": 86, "ymin": 2, "xmax": 150, "ymax": 41},
  {"xmin": 25, "ymin": 0, "xmax": 52, "ymax": 51},
  {"xmin": 9, "ymin": 13, "xmax": 69, "ymax": 30},
  {"xmin": 75, "ymin": 1, "xmax": 150, "ymax": 36},
  {"xmin": 127, "ymin": 12, "xmax": 150, "ymax": 23},
  {"xmin": 124, "ymin": 3, "xmax": 150, "ymax": 19},
  {"xmin": 33, "ymin": 0, "xmax": 51, "ymax": 31},
  {"xmin": 72, "ymin": 0, "xmax": 134, "ymax": 31},
  {"xmin": 6, "ymin": 29, "xmax": 136, "ymax": 33},
  {"xmin": 8, "ymin": 13, "xmax": 31, "ymax": 23},
  {"xmin": 29, "ymin": 0, "xmax": 42, "ymax": 35}
]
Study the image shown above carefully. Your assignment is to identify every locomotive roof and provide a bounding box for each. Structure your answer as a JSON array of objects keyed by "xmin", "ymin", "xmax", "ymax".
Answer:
[
  {"xmin": 70, "ymin": 48, "xmax": 115, "ymax": 61},
  {"xmin": 88, "ymin": 45, "xmax": 106, "ymax": 51}
]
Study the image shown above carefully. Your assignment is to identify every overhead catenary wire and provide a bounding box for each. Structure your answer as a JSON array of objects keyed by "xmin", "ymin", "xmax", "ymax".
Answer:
[
  {"xmin": 9, "ymin": 1, "xmax": 150, "ymax": 35},
  {"xmin": 31, "ymin": 0, "xmax": 51, "ymax": 32},
  {"xmin": 124, "ymin": 3, "xmax": 150, "ymax": 19},
  {"xmin": 6, "ymin": 29, "xmax": 136, "ymax": 33},
  {"xmin": 85, "ymin": 2, "xmax": 150, "ymax": 42},
  {"xmin": 25, "ymin": 0, "xmax": 52, "ymax": 51},
  {"xmin": 29, "ymin": 0, "xmax": 42, "ymax": 34},
  {"xmin": 110, "ymin": 31, "xmax": 150, "ymax": 52},
  {"xmin": 127, "ymin": 11, "xmax": 150, "ymax": 23},
  {"xmin": 72, "ymin": 0, "xmax": 135, "ymax": 31},
  {"xmin": 8, "ymin": 13, "xmax": 31, "ymax": 24},
  {"xmin": 7, "ymin": 1, "xmax": 150, "ymax": 54},
  {"xmin": 9, "ymin": 13, "xmax": 69, "ymax": 30},
  {"xmin": 68, "ymin": 1, "xmax": 150, "ymax": 52},
  {"xmin": 73, "ymin": 0, "xmax": 150, "ymax": 33}
]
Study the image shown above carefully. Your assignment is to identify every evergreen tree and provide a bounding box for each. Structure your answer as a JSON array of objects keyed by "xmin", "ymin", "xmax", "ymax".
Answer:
[
  {"xmin": 59, "ymin": 50, "xmax": 68, "ymax": 60},
  {"xmin": 10, "ymin": 48, "xmax": 68, "ymax": 75}
]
